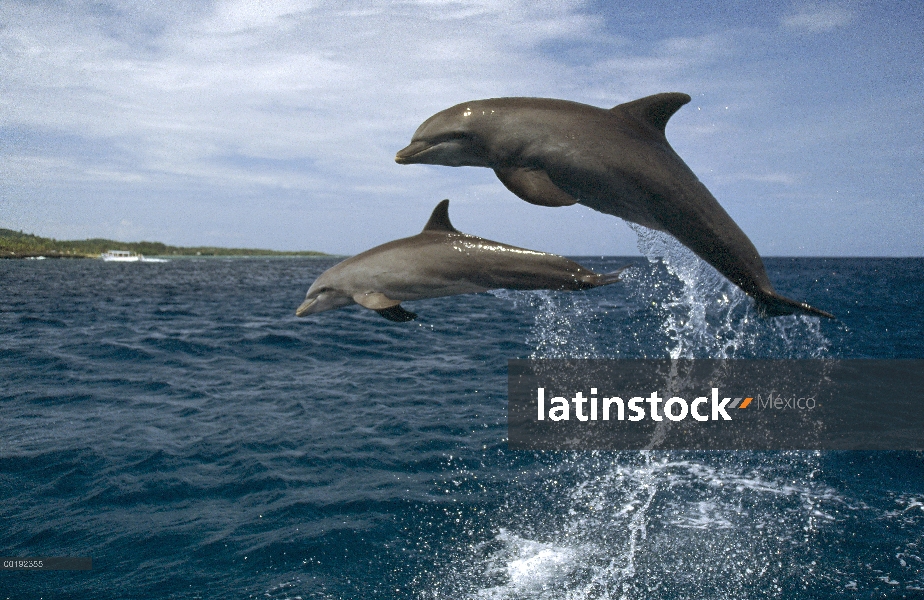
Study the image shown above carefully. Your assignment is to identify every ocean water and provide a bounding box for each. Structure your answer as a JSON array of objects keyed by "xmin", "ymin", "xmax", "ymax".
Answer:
[{"xmin": 2, "ymin": 237, "xmax": 923, "ymax": 599}]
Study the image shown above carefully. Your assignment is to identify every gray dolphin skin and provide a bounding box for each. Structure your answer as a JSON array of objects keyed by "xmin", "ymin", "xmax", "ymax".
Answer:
[
  {"xmin": 296, "ymin": 200, "xmax": 626, "ymax": 322},
  {"xmin": 395, "ymin": 93, "xmax": 833, "ymax": 319}
]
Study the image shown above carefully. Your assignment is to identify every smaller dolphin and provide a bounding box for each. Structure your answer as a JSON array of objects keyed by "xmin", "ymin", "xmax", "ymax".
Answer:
[{"xmin": 296, "ymin": 200, "xmax": 626, "ymax": 321}]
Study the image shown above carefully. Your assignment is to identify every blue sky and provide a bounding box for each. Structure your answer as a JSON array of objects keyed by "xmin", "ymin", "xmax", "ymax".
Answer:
[{"xmin": 1, "ymin": 0, "xmax": 921, "ymax": 255}]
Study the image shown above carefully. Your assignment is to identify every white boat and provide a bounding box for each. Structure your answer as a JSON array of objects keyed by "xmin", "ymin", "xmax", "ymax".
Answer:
[
  {"xmin": 100, "ymin": 250, "xmax": 142, "ymax": 262},
  {"xmin": 100, "ymin": 250, "xmax": 169, "ymax": 263}
]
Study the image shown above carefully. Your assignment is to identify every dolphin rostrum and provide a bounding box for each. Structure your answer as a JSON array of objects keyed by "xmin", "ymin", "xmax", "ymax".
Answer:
[
  {"xmin": 395, "ymin": 94, "xmax": 833, "ymax": 319},
  {"xmin": 295, "ymin": 200, "xmax": 626, "ymax": 322}
]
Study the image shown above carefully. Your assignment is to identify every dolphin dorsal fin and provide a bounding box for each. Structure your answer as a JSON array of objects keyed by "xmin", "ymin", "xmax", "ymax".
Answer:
[
  {"xmin": 612, "ymin": 92, "xmax": 691, "ymax": 135},
  {"xmin": 422, "ymin": 199, "xmax": 459, "ymax": 233}
]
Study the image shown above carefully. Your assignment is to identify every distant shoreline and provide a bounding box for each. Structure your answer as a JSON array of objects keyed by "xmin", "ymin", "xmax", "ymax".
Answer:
[
  {"xmin": 1, "ymin": 253, "xmax": 340, "ymax": 260},
  {"xmin": 0, "ymin": 228, "xmax": 330, "ymax": 259}
]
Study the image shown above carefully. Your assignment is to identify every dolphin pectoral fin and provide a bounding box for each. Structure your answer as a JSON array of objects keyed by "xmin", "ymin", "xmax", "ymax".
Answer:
[
  {"xmin": 375, "ymin": 305, "xmax": 418, "ymax": 322},
  {"xmin": 755, "ymin": 291, "xmax": 834, "ymax": 319},
  {"xmin": 494, "ymin": 168, "xmax": 579, "ymax": 208},
  {"xmin": 353, "ymin": 293, "xmax": 420, "ymax": 321},
  {"xmin": 354, "ymin": 292, "xmax": 401, "ymax": 310}
]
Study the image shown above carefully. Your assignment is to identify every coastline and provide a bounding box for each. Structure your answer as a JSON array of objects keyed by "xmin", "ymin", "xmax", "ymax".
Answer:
[{"xmin": 0, "ymin": 228, "xmax": 330, "ymax": 259}]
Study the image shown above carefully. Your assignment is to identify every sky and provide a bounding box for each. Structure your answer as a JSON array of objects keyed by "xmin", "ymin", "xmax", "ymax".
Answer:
[{"xmin": 1, "ymin": 0, "xmax": 921, "ymax": 256}]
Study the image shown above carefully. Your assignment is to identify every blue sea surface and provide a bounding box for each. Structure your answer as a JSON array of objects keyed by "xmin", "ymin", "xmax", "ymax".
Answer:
[{"xmin": 2, "ymin": 239, "xmax": 923, "ymax": 598}]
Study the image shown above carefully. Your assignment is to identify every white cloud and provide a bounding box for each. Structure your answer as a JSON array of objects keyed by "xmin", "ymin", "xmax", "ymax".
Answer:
[
  {"xmin": 715, "ymin": 172, "xmax": 799, "ymax": 186},
  {"xmin": 4, "ymin": 1, "xmax": 616, "ymax": 177},
  {"xmin": 1, "ymin": 1, "xmax": 677, "ymax": 233},
  {"xmin": 0, "ymin": 0, "xmax": 919, "ymax": 256},
  {"xmin": 782, "ymin": 4, "xmax": 854, "ymax": 33}
]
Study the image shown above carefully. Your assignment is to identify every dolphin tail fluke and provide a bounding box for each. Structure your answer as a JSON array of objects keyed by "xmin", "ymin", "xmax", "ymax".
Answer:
[
  {"xmin": 375, "ymin": 305, "xmax": 418, "ymax": 322},
  {"xmin": 755, "ymin": 292, "xmax": 834, "ymax": 319}
]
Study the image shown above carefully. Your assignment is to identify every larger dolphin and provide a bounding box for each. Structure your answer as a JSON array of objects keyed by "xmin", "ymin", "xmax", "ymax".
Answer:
[
  {"xmin": 296, "ymin": 200, "xmax": 625, "ymax": 321},
  {"xmin": 395, "ymin": 93, "xmax": 832, "ymax": 319}
]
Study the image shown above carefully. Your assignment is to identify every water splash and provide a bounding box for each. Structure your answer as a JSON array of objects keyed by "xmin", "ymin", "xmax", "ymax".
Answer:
[
  {"xmin": 441, "ymin": 452, "xmax": 841, "ymax": 600},
  {"xmin": 490, "ymin": 290, "xmax": 604, "ymax": 359},
  {"xmin": 460, "ymin": 228, "xmax": 841, "ymax": 599},
  {"xmin": 492, "ymin": 228, "xmax": 830, "ymax": 360},
  {"xmin": 474, "ymin": 530, "xmax": 579, "ymax": 599},
  {"xmin": 627, "ymin": 224, "xmax": 830, "ymax": 359}
]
